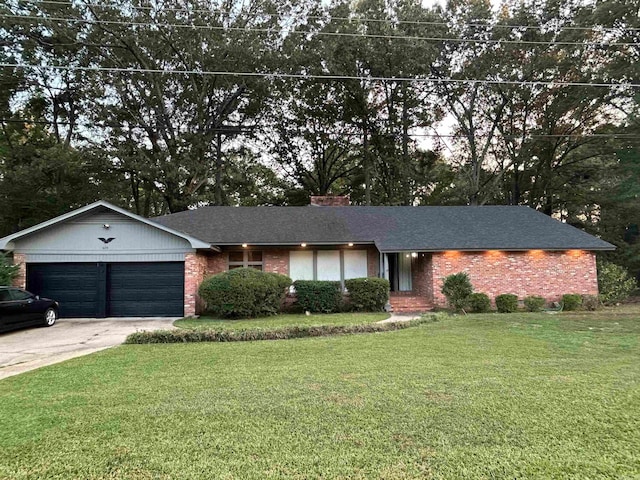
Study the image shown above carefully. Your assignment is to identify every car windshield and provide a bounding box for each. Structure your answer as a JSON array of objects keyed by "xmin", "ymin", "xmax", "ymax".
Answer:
[{"xmin": 0, "ymin": 290, "xmax": 11, "ymax": 301}]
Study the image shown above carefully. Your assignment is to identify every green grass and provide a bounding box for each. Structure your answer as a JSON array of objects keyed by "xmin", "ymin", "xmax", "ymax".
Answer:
[
  {"xmin": 1, "ymin": 310, "xmax": 639, "ymax": 479},
  {"xmin": 174, "ymin": 312, "xmax": 390, "ymax": 330}
]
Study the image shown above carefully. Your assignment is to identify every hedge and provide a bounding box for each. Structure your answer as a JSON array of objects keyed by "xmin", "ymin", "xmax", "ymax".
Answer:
[
  {"xmin": 495, "ymin": 294, "xmax": 518, "ymax": 313},
  {"xmin": 468, "ymin": 293, "xmax": 491, "ymax": 313},
  {"xmin": 441, "ymin": 272, "xmax": 473, "ymax": 311},
  {"xmin": 524, "ymin": 296, "xmax": 545, "ymax": 312},
  {"xmin": 198, "ymin": 268, "xmax": 291, "ymax": 318},
  {"xmin": 125, "ymin": 317, "xmax": 436, "ymax": 344},
  {"xmin": 561, "ymin": 294, "xmax": 582, "ymax": 311},
  {"xmin": 344, "ymin": 277, "xmax": 390, "ymax": 311},
  {"xmin": 293, "ymin": 280, "xmax": 342, "ymax": 313}
]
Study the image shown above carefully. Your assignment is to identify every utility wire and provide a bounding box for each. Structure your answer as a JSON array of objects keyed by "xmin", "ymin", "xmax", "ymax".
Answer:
[
  {"xmin": 3, "ymin": 13, "xmax": 639, "ymax": 47},
  {"xmin": 3, "ymin": 118, "xmax": 638, "ymax": 139},
  {"xmin": 2, "ymin": 63, "xmax": 637, "ymax": 89},
  {"xmin": 18, "ymin": 0, "xmax": 640, "ymax": 33}
]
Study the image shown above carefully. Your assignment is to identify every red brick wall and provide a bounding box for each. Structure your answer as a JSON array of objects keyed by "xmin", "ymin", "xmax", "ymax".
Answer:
[
  {"xmin": 206, "ymin": 252, "xmax": 228, "ymax": 276},
  {"xmin": 412, "ymin": 253, "xmax": 432, "ymax": 299},
  {"xmin": 264, "ymin": 249, "xmax": 289, "ymax": 276},
  {"xmin": 310, "ymin": 195, "xmax": 350, "ymax": 206},
  {"xmin": 431, "ymin": 250, "xmax": 598, "ymax": 306},
  {"xmin": 184, "ymin": 252, "xmax": 208, "ymax": 317},
  {"xmin": 367, "ymin": 247, "xmax": 379, "ymax": 278},
  {"xmin": 11, "ymin": 253, "xmax": 26, "ymax": 289}
]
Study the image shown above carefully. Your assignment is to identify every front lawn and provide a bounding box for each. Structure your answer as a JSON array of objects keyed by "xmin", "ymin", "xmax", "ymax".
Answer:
[
  {"xmin": 174, "ymin": 312, "xmax": 390, "ymax": 330},
  {"xmin": 1, "ymin": 311, "xmax": 639, "ymax": 478}
]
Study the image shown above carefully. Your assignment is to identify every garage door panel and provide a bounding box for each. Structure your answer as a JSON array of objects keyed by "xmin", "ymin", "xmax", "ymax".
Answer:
[
  {"xmin": 108, "ymin": 263, "xmax": 184, "ymax": 317},
  {"xmin": 27, "ymin": 262, "xmax": 184, "ymax": 318},
  {"xmin": 27, "ymin": 264, "xmax": 99, "ymax": 318}
]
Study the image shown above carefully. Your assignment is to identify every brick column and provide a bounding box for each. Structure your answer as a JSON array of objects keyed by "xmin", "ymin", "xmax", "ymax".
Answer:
[
  {"xmin": 184, "ymin": 252, "xmax": 208, "ymax": 317},
  {"xmin": 11, "ymin": 253, "xmax": 26, "ymax": 289}
]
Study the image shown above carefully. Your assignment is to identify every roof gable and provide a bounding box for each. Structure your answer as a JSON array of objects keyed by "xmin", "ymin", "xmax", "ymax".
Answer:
[{"xmin": 0, "ymin": 201, "xmax": 212, "ymax": 251}]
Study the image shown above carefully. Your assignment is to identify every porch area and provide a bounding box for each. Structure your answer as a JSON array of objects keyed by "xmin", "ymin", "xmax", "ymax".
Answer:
[{"xmin": 381, "ymin": 252, "xmax": 434, "ymax": 313}]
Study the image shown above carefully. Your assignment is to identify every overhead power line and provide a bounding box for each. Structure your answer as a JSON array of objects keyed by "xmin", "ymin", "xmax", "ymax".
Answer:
[
  {"xmin": 3, "ymin": 119, "xmax": 638, "ymax": 140},
  {"xmin": 3, "ymin": 13, "xmax": 639, "ymax": 47},
  {"xmin": 19, "ymin": 0, "xmax": 640, "ymax": 33},
  {"xmin": 3, "ymin": 63, "xmax": 638, "ymax": 89}
]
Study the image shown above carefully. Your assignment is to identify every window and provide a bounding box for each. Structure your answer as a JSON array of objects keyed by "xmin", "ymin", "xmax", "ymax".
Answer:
[
  {"xmin": 289, "ymin": 250, "xmax": 369, "ymax": 285},
  {"xmin": 289, "ymin": 251, "xmax": 314, "ymax": 281},
  {"xmin": 0, "ymin": 290, "xmax": 11, "ymax": 302},
  {"xmin": 344, "ymin": 250, "xmax": 368, "ymax": 280},
  {"xmin": 228, "ymin": 251, "xmax": 263, "ymax": 271},
  {"xmin": 9, "ymin": 289, "xmax": 33, "ymax": 301}
]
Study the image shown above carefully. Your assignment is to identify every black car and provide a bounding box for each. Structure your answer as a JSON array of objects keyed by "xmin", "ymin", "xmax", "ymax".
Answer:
[{"xmin": 0, "ymin": 287, "xmax": 59, "ymax": 333}]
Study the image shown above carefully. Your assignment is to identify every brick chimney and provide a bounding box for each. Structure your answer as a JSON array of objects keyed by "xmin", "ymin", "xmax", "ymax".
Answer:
[{"xmin": 310, "ymin": 195, "xmax": 350, "ymax": 206}]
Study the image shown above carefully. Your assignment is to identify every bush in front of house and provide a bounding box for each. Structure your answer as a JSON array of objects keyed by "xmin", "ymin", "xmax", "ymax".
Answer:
[
  {"xmin": 581, "ymin": 294, "xmax": 600, "ymax": 311},
  {"xmin": 598, "ymin": 260, "xmax": 637, "ymax": 305},
  {"xmin": 524, "ymin": 295, "xmax": 546, "ymax": 312},
  {"xmin": 495, "ymin": 294, "xmax": 518, "ymax": 313},
  {"xmin": 293, "ymin": 280, "xmax": 342, "ymax": 313},
  {"xmin": 561, "ymin": 294, "xmax": 583, "ymax": 311},
  {"xmin": 198, "ymin": 268, "xmax": 291, "ymax": 318},
  {"xmin": 125, "ymin": 316, "xmax": 437, "ymax": 344},
  {"xmin": 0, "ymin": 253, "xmax": 19, "ymax": 286},
  {"xmin": 344, "ymin": 277, "xmax": 390, "ymax": 311},
  {"xmin": 468, "ymin": 293, "xmax": 491, "ymax": 313},
  {"xmin": 441, "ymin": 272, "xmax": 473, "ymax": 312}
]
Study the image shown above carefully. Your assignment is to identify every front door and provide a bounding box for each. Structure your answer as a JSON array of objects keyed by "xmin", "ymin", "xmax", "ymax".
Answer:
[{"xmin": 386, "ymin": 253, "xmax": 412, "ymax": 292}]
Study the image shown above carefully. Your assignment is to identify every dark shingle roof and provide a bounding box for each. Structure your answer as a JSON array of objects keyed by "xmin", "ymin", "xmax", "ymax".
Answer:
[{"xmin": 153, "ymin": 206, "xmax": 614, "ymax": 252}]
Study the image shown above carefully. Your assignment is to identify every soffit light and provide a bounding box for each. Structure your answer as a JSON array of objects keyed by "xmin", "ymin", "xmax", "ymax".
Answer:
[
  {"xmin": 301, "ymin": 243, "xmax": 307, "ymax": 247},
  {"xmin": 242, "ymin": 243, "xmax": 248, "ymax": 248},
  {"xmin": 348, "ymin": 243, "xmax": 354, "ymax": 247}
]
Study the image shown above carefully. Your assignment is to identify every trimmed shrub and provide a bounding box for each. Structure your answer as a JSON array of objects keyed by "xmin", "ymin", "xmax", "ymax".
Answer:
[
  {"xmin": 441, "ymin": 272, "xmax": 473, "ymax": 311},
  {"xmin": 495, "ymin": 294, "xmax": 518, "ymax": 313},
  {"xmin": 582, "ymin": 294, "xmax": 600, "ymax": 311},
  {"xmin": 524, "ymin": 296, "xmax": 545, "ymax": 312},
  {"xmin": 344, "ymin": 277, "xmax": 390, "ymax": 311},
  {"xmin": 561, "ymin": 294, "xmax": 582, "ymax": 311},
  {"xmin": 293, "ymin": 280, "xmax": 342, "ymax": 313},
  {"xmin": 469, "ymin": 293, "xmax": 491, "ymax": 313},
  {"xmin": 125, "ymin": 316, "xmax": 437, "ymax": 344},
  {"xmin": 598, "ymin": 261, "xmax": 637, "ymax": 305},
  {"xmin": 198, "ymin": 268, "xmax": 291, "ymax": 318},
  {"xmin": 0, "ymin": 253, "xmax": 19, "ymax": 286}
]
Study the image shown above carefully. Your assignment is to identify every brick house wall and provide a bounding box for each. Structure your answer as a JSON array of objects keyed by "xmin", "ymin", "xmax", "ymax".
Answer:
[
  {"xmin": 431, "ymin": 250, "xmax": 598, "ymax": 306},
  {"xmin": 264, "ymin": 249, "xmax": 289, "ymax": 276},
  {"xmin": 184, "ymin": 252, "xmax": 209, "ymax": 317},
  {"xmin": 11, "ymin": 253, "xmax": 26, "ymax": 289}
]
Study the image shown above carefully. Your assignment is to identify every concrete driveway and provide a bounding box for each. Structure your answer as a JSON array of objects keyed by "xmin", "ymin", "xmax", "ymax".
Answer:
[{"xmin": 0, "ymin": 318, "xmax": 176, "ymax": 380}]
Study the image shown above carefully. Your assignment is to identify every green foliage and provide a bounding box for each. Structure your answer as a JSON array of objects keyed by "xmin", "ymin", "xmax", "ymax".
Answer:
[
  {"xmin": 198, "ymin": 268, "xmax": 291, "ymax": 318},
  {"xmin": 561, "ymin": 294, "xmax": 583, "ymax": 311},
  {"xmin": 0, "ymin": 253, "xmax": 19, "ymax": 286},
  {"xmin": 581, "ymin": 295, "xmax": 600, "ymax": 311},
  {"xmin": 524, "ymin": 296, "xmax": 546, "ymax": 312},
  {"xmin": 344, "ymin": 277, "xmax": 389, "ymax": 311},
  {"xmin": 125, "ymin": 317, "xmax": 434, "ymax": 344},
  {"xmin": 441, "ymin": 272, "xmax": 473, "ymax": 311},
  {"xmin": 293, "ymin": 280, "xmax": 342, "ymax": 313},
  {"xmin": 468, "ymin": 293, "xmax": 491, "ymax": 313},
  {"xmin": 495, "ymin": 294, "xmax": 519, "ymax": 313},
  {"xmin": 598, "ymin": 261, "xmax": 637, "ymax": 305}
]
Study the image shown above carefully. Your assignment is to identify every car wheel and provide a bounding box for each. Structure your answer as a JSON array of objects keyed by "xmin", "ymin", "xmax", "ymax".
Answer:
[{"xmin": 44, "ymin": 308, "xmax": 57, "ymax": 327}]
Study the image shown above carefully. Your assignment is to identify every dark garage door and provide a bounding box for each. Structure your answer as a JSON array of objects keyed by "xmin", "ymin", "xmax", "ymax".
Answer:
[{"xmin": 27, "ymin": 262, "xmax": 184, "ymax": 318}]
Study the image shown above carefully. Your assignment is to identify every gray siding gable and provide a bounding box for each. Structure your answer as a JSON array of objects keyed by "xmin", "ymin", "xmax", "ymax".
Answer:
[{"xmin": 13, "ymin": 210, "xmax": 194, "ymax": 262}]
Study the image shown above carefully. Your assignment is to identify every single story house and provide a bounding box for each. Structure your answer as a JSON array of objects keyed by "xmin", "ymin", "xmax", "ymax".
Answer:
[{"xmin": 0, "ymin": 196, "xmax": 614, "ymax": 318}]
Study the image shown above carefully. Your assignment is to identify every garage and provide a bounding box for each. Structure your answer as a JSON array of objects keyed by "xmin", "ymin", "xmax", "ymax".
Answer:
[
  {"xmin": 0, "ymin": 201, "xmax": 213, "ymax": 318},
  {"xmin": 27, "ymin": 262, "xmax": 185, "ymax": 318}
]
